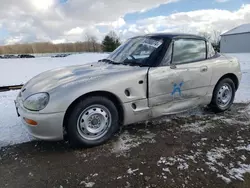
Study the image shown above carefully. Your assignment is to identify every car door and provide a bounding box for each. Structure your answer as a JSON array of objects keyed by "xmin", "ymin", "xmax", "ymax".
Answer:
[{"xmin": 148, "ymin": 38, "xmax": 213, "ymax": 112}]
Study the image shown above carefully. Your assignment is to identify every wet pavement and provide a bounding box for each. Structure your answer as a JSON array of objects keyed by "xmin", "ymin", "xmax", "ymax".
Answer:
[{"xmin": 1, "ymin": 103, "xmax": 250, "ymax": 188}]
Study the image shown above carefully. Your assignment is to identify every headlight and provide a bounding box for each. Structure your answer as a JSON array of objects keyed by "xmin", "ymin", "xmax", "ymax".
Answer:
[{"xmin": 23, "ymin": 93, "xmax": 49, "ymax": 111}]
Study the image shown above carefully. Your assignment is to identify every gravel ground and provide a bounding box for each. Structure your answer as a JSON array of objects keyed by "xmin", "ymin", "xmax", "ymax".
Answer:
[{"xmin": 1, "ymin": 103, "xmax": 250, "ymax": 188}]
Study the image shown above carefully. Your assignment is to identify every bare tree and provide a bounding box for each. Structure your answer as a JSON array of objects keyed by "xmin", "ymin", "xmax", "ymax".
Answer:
[
  {"xmin": 199, "ymin": 32, "xmax": 212, "ymax": 42},
  {"xmin": 212, "ymin": 30, "xmax": 221, "ymax": 46},
  {"xmin": 85, "ymin": 33, "xmax": 100, "ymax": 52},
  {"xmin": 211, "ymin": 30, "xmax": 222, "ymax": 52},
  {"xmin": 85, "ymin": 33, "xmax": 93, "ymax": 52},
  {"xmin": 90, "ymin": 36, "xmax": 98, "ymax": 52}
]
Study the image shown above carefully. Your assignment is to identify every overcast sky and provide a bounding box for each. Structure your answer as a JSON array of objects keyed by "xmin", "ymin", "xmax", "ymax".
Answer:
[{"xmin": 0, "ymin": 0, "xmax": 249, "ymax": 45}]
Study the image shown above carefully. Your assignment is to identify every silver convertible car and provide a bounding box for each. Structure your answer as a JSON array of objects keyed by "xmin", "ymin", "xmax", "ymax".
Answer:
[{"xmin": 15, "ymin": 33, "xmax": 242, "ymax": 147}]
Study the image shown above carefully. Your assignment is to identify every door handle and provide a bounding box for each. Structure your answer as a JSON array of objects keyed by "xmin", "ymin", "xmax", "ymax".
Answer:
[
  {"xmin": 200, "ymin": 66, "xmax": 208, "ymax": 72},
  {"xmin": 170, "ymin": 64, "xmax": 176, "ymax": 69}
]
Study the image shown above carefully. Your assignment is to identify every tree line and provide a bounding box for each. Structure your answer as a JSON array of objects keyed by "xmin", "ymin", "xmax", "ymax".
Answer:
[
  {"xmin": 0, "ymin": 41, "xmax": 103, "ymax": 55},
  {"xmin": 0, "ymin": 30, "xmax": 222, "ymax": 55},
  {"xmin": 0, "ymin": 31, "xmax": 121, "ymax": 55}
]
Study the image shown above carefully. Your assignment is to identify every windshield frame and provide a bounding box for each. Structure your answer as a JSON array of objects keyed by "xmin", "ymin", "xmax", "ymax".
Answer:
[{"xmin": 104, "ymin": 36, "xmax": 170, "ymax": 67}]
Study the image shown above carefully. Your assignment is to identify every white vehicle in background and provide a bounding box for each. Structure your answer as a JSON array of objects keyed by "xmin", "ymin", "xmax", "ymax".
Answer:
[{"xmin": 15, "ymin": 33, "xmax": 242, "ymax": 147}]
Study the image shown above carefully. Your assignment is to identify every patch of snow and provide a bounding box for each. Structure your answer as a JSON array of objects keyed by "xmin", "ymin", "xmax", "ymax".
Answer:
[
  {"xmin": 112, "ymin": 130, "xmax": 155, "ymax": 154},
  {"xmin": 206, "ymin": 162, "xmax": 219, "ymax": 172},
  {"xmin": 201, "ymin": 138, "xmax": 208, "ymax": 141},
  {"xmin": 184, "ymin": 155, "xmax": 197, "ymax": 163},
  {"xmin": 0, "ymin": 90, "xmax": 34, "ymax": 148},
  {"xmin": 74, "ymin": 151, "xmax": 87, "ymax": 158},
  {"xmin": 246, "ymin": 105, "xmax": 250, "ymax": 115},
  {"xmin": 227, "ymin": 163, "xmax": 250, "ymax": 181},
  {"xmin": 205, "ymin": 147, "xmax": 231, "ymax": 175},
  {"xmin": 156, "ymin": 117, "xmax": 172, "ymax": 124},
  {"xmin": 157, "ymin": 157, "xmax": 176, "ymax": 166},
  {"xmin": 221, "ymin": 118, "xmax": 250, "ymax": 126},
  {"xmin": 236, "ymin": 144, "xmax": 250, "ymax": 151},
  {"xmin": 127, "ymin": 168, "xmax": 139, "ymax": 174},
  {"xmin": 162, "ymin": 168, "xmax": 171, "ymax": 173},
  {"xmin": 80, "ymin": 181, "xmax": 95, "ymax": 188},
  {"xmin": 142, "ymin": 132, "xmax": 156, "ymax": 141},
  {"xmin": 221, "ymin": 118, "xmax": 234, "ymax": 124},
  {"xmin": 229, "ymin": 163, "xmax": 234, "ymax": 168},
  {"xmin": 158, "ymin": 157, "xmax": 167, "ymax": 165},
  {"xmin": 112, "ymin": 131, "xmax": 139, "ymax": 153},
  {"xmin": 125, "ymin": 182, "xmax": 131, "ymax": 188},
  {"xmin": 177, "ymin": 163, "xmax": 189, "ymax": 170},
  {"xmin": 237, "ymin": 140, "xmax": 245, "ymax": 143},
  {"xmin": 205, "ymin": 145, "xmax": 250, "ymax": 183},
  {"xmin": 241, "ymin": 155, "xmax": 247, "ymax": 161},
  {"xmin": 206, "ymin": 148, "xmax": 230, "ymax": 163},
  {"xmin": 158, "ymin": 156, "xmax": 191, "ymax": 173},
  {"xmin": 226, "ymin": 53, "xmax": 250, "ymax": 103},
  {"xmin": 182, "ymin": 122, "xmax": 214, "ymax": 134},
  {"xmin": 211, "ymin": 116, "xmax": 224, "ymax": 121},
  {"xmin": 217, "ymin": 174, "xmax": 231, "ymax": 184}
]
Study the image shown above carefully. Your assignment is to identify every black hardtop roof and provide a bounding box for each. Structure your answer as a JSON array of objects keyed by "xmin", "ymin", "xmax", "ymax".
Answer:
[{"xmin": 132, "ymin": 33, "xmax": 206, "ymax": 41}]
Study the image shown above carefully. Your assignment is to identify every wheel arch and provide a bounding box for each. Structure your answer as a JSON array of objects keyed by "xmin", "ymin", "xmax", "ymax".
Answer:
[
  {"xmin": 214, "ymin": 73, "xmax": 239, "ymax": 91},
  {"xmin": 210, "ymin": 73, "xmax": 238, "ymax": 112},
  {"xmin": 63, "ymin": 91, "xmax": 124, "ymax": 139}
]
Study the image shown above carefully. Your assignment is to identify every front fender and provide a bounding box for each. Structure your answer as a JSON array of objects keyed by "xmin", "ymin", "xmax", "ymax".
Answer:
[{"xmin": 41, "ymin": 68, "xmax": 148, "ymax": 113}]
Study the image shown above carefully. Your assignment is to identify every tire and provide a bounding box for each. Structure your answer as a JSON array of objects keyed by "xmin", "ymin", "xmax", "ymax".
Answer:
[
  {"xmin": 210, "ymin": 78, "xmax": 235, "ymax": 112},
  {"xmin": 67, "ymin": 96, "xmax": 119, "ymax": 147}
]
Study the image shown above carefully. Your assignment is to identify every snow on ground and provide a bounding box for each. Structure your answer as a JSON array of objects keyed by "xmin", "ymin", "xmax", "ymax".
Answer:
[
  {"xmin": 236, "ymin": 144, "xmax": 250, "ymax": 151},
  {"xmin": 80, "ymin": 181, "xmax": 95, "ymax": 188},
  {"xmin": 226, "ymin": 53, "xmax": 250, "ymax": 103},
  {"xmin": 0, "ymin": 53, "xmax": 108, "ymax": 86},
  {"xmin": 181, "ymin": 121, "xmax": 214, "ymax": 134},
  {"xmin": 111, "ymin": 130, "xmax": 156, "ymax": 155},
  {"xmin": 0, "ymin": 90, "xmax": 34, "ymax": 148},
  {"xmin": 156, "ymin": 142, "xmax": 250, "ymax": 184},
  {"xmin": 205, "ymin": 146, "xmax": 250, "ymax": 183},
  {"xmin": 127, "ymin": 168, "xmax": 139, "ymax": 174}
]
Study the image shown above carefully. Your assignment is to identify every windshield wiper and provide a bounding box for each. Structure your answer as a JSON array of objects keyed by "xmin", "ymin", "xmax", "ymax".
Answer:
[
  {"xmin": 98, "ymin": 58, "xmax": 146, "ymax": 67},
  {"xmin": 122, "ymin": 60, "xmax": 146, "ymax": 67},
  {"xmin": 98, "ymin": 58, "xmax": 120, "ymax": 65}
]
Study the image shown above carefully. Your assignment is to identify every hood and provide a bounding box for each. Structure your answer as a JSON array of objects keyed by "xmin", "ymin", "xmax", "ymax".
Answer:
[{"xmin": 21, "ymin": 61, "xmax": 142, "ymax": 97}]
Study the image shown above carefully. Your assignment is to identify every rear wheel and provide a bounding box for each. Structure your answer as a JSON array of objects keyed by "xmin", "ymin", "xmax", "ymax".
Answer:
[
  {"xmin": 67, "ymin": 96, "xmax": 119, "ymax": 147},
  {"xmin": 210, "ymin": 78, "xmax": 235, "ymax": 112}
]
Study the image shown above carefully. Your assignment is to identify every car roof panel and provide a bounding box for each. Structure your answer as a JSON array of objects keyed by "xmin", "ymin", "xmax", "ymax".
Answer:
[{"xmin": 131, "ymin": 33, "xmax": 206, "ymax": 41}]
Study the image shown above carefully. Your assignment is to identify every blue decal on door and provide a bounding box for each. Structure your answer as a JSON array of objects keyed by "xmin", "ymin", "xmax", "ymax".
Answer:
[{"xmin": 171, "ymin": 82, "xmax": 184, "ymax": 96}]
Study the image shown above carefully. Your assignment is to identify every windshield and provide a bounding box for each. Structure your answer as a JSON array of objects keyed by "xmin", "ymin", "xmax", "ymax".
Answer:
[{"xmin": 103, "ymin": 37, "xmax": 164, "ymax": 66}]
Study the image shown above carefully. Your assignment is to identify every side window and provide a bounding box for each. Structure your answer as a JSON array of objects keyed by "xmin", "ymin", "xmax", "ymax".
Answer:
[
  {"xmin": 207, "ymin": 42, "xmax": 216, "ymax": 58},
  {"xmin": 172, "ymin": 39, "xmax": 206, "ymax": 65}
]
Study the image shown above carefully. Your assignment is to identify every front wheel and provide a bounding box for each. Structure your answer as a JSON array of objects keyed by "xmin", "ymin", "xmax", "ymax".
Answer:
[
  {"xmin": 210, "ymin": 78, "xmax": 235, "ymax": 112},
  {"xmin": 67, "ymin": 96, "xmax": 119, "ymax": 147}
]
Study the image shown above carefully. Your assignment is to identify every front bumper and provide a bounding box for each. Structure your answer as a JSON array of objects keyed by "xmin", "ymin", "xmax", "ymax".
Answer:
[{"xmin": 15, "ymin": 99, "xmax": 65, "ymax": 141}]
